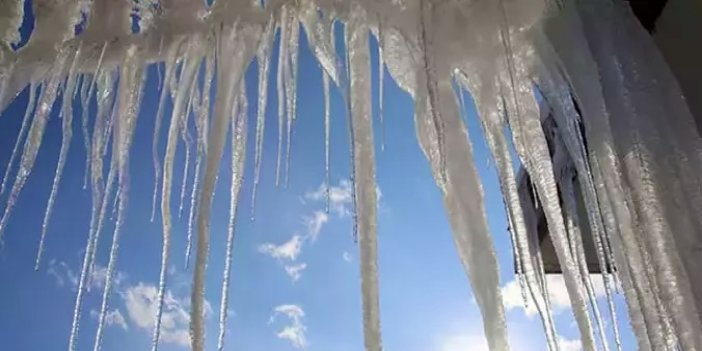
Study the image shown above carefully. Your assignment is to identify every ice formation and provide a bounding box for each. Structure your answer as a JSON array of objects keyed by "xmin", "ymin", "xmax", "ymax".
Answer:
[{"xmin": 1, "ymin": 0, "xmax": 701, "ymax": 350}]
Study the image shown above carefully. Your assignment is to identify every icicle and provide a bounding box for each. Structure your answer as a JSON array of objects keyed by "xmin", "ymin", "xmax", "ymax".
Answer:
[
  {"xmin": 70, "ymin": 70, "xmax": 119, "ymax": 351},
  {"xmin": 251, "ymin": 16, "xmax": 276, "ymax": 220},
  {"xmin": 80, "ymin": 41, "xmax": 108, "ymax": 190},
  {"xmin": 152, "ymin": 45, "xmax": 201, "ymax": 351},
  {"xmin": 346, "ymin": 7, "xmax": 382, "ymax": 350},
  {"xmin": 0, "ymin": 51, "xmax": 68, "ymax": 243},
  {"xmin": 275, "ymin": 6, "xmax": 290, "ymax": 187},
  {"xmin": 1, "ymin": 84, "xmax": 37, "ymax": 197},
  {"xmin": 85, "ymin": 71, "xmax": 118, "ymax": 287},
  {"xmin": 284, "ymin": 9, "xmax": 300, "ymax": 187},
  {"xmin": 151, "ymin": 42, "xmax": 182, "ymax": 223},
  {"xmin": 35, "ymin": 45, "xmax": 82, "ymax": 269},
  {"xmin": 561, "ymin": 169, "xmax": 611, "ymax": 351},
  {"xmin": 217, "ymin": 88, "xmax": 248, "ymax": 351},
  {"xmin": 323, "ymin": 71, "xmax": 331, "ymax": 213},
  {"xmin": 93, "ymin": 45, "xmax": 144, "ymax": 351},
  {"xmin": 178, "ymin": 106, "xmax": 192, "ymax": 220},
  {"xmin": 533, "ymin": 51, "xmax": 624, "ymax": 351},
  {"xmin": 377, "ymin": 23, "xmax": 385, "ymax": 152},
  {"xmin": 496, "ymin": 0, "xmax": 597, "ymax": 347},
  {"xmin": 418, "ymin": 0, "xmax": 447, "ymax": 184},
  {"xmin": 455, "ymin": 69, "xmax": 558, "ymax": 351},
  {"xmin": 191, "ymin": 23, "xmax": 257, "ymax": 351},
  {"xmin": 186, "ymin": 49, "xmax": 214, "ymax": 269}
]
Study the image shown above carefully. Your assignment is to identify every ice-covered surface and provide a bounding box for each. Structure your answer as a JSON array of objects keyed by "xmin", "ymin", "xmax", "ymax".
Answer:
[{"xmin": 1, "ymin": 0, "xmax": 701, "ymax": 350}]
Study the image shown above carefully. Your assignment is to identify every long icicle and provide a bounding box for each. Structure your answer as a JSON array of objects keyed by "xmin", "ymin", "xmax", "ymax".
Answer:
[
  {"xmin": 347, "ymin": 7, "xmax": 382, "ymax": 350},
  {"xmin": 35, "ymin": 46, "xmax": 82, "ymax": 269},
  {"xmin": 0, "ymin": 83, "xmax": 37, "ymax": 197},
  {"xmin": 151, "ymin": 42, "xmax": 182, "ymax": 222},
  {"xmin": 275, "ymin": 6, "xmax": 290, "ymax": 187},
  {"xmin": 323, "ymin": 70, "xmax": 331, "ymax": 213},
  {"xmin": 217, "ymin": 88, "xmax": 248, "ymax": 351},
  {"xmin": 251, "ymin": 15, "xmax": 276, "ymax": 219},
  {"xmin": 93, "ymin": 45, "xmax": 144, "ymax": 351},
  {"xmin": 85, "ymin": 72, "xmax": 119, "ymax": 289},
  {"xmin": 377, "ymin": 22, "xmax": 385, "ymax": 152},
  {"xmin": 0, "ymin": 50, "xmax": 68, "ymax": 243},
  {"xmin": 178, "ymin": 98, "xmax": 193, "ymax": 220},
  {"xmin": 80, "ymin": 41, "xmax": 108, "ymax": 189},
  {"xmin": 497, "ymin": 0, "xmax": 595, "ymax": 348},
  {"xmin": 455, "ymin": 69, "xmax": 558, "ymax": 351},
  {"xmin": 284, "ymin": 8, "xmax": 300, "ymax": 187},
  {"xmin": 152, "ymin": 45, "xmax": 200, "ymax": 351},
  {"xmin": 191, "ymin": 22, "xmax": 255, "ymax": 351},
  {"xmin": 186, "ymin": 48, "xmax": 214, "ymax": 268},
  {"xmin": 561, "ymin": 168, "xmax": 611, "ymax": 351}
]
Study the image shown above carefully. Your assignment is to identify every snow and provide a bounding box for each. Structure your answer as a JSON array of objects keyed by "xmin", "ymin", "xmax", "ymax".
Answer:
[{"xmin": 1, "ymin": 0, "xmax": 701, "ymax": 350}]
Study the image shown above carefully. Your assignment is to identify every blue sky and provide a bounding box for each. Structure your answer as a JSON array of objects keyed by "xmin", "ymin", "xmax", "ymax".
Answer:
[{"xmin": 0, "ymin": 9, "xmax": 636, "ymax": 351}]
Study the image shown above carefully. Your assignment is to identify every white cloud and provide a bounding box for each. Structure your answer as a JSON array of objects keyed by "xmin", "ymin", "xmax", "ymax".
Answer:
[
  {"xmin": 558, "ymin": 335, "xmax": 583, "ymax": 351},
  {"xmin": 284, "ymin": 263, "xmax": 307, "ymax": 282},
  {"xmin": 501, "ymin": 275, "xmax": 607, "ymax": 316},
  {"xmin": 47, "ymin": 260, "xmax": 126, "ymax": 293},
  {"xmin": 90, "ymin": 308, "xmax": 129, "ymax": 330},
  {"xmin": 304, "ymin": 180, "xmax": 353, "ymax": 217},
  {"xmin": 270, "ymin": 304, "xmax": 308, "ymax": 349},
  {"xmin": 439, "ymin": 334, "xmax": 488, "ymax": 351},
  {"xmin": 88, "ymin": 264, "xmax": 126, "ymax": 292},
  {"xmin": 342, "ymin": 251, "xmax": 352, "ymax": 262},
  {"xmin": 47, "ymin": 259, "xmax": 78, "ymax": 288},
  {"xmin": 121, "ymin": 282, "xmax": 212, "ymax": 347},
  {"xmin": 258, "ymin": 235, "xmax": 304, "ymax": 262},
  {"xmin": 302, "ymin": 210, "xmax": 328, "ymax": 241}
]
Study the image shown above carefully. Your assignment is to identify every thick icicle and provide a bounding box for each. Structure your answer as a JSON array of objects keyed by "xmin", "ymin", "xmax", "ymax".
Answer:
[
  {"xmin": 251, "ymin": 16, "xmax": 276, "ymax": 219},
  {"xmin": 93, "ymin": 45, "xmax": 144, "ymax": 351},
  {"xmin": 152, "ymin": 44, "xmax": 201, "ymax": 351},
  {"xmin": 416, "ymin": 65, "xmax": 510, "ymax": 351},
  {"xmin": 1, "ymin": 84, "xmax": 37, "ymax": 197},
  {"xmin": 35, "ymin": 47, "xmax": 82, "ymax": 269},
  {"xmin": 191, "ymin": 22, "xmax": 257, "ymax": 351},
  {"xmin": 346, "ymin": 7, "xmax": 382, "ymax": 350},
  {"xmin": 217, "ymin": 89, "xmax": 248, "ymax": 351}
]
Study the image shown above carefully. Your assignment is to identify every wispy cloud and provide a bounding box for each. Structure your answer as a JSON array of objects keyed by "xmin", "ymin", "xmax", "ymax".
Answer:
[
  {"xmin": 501, "ymin": 275, "xmax": 607, "ymax": 316},
  {"xmin": 121, "ymin": 282, "xmax": 212, "ymax": 347},
  {"xmin": 47, "ymin": 259, "xmax": 125, "ymax": 292},
  {"xmin": 284, "ymin": 263, "xmax": 307, "ymax": 282},
  {"xmin": 304, "ymin": 180, "xmax": 353, "ymax": 217},
  {"xmin": 258, "ymin": 235, "xmax": 304, "ymax": 262},
  {"xmin": 90, "ymin": 308, "xmax": 129, "ymax": 331},
  {"xmin": 47, "ymin": 259, "xmax": 78, "ymax": 288},
  {"xmin": 270, "ymin": 304, "xmax": 308, "ymax": 349},
  {"xmin": 303, "ymin": 210, "xmax": 328, "ymax": 241}
]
